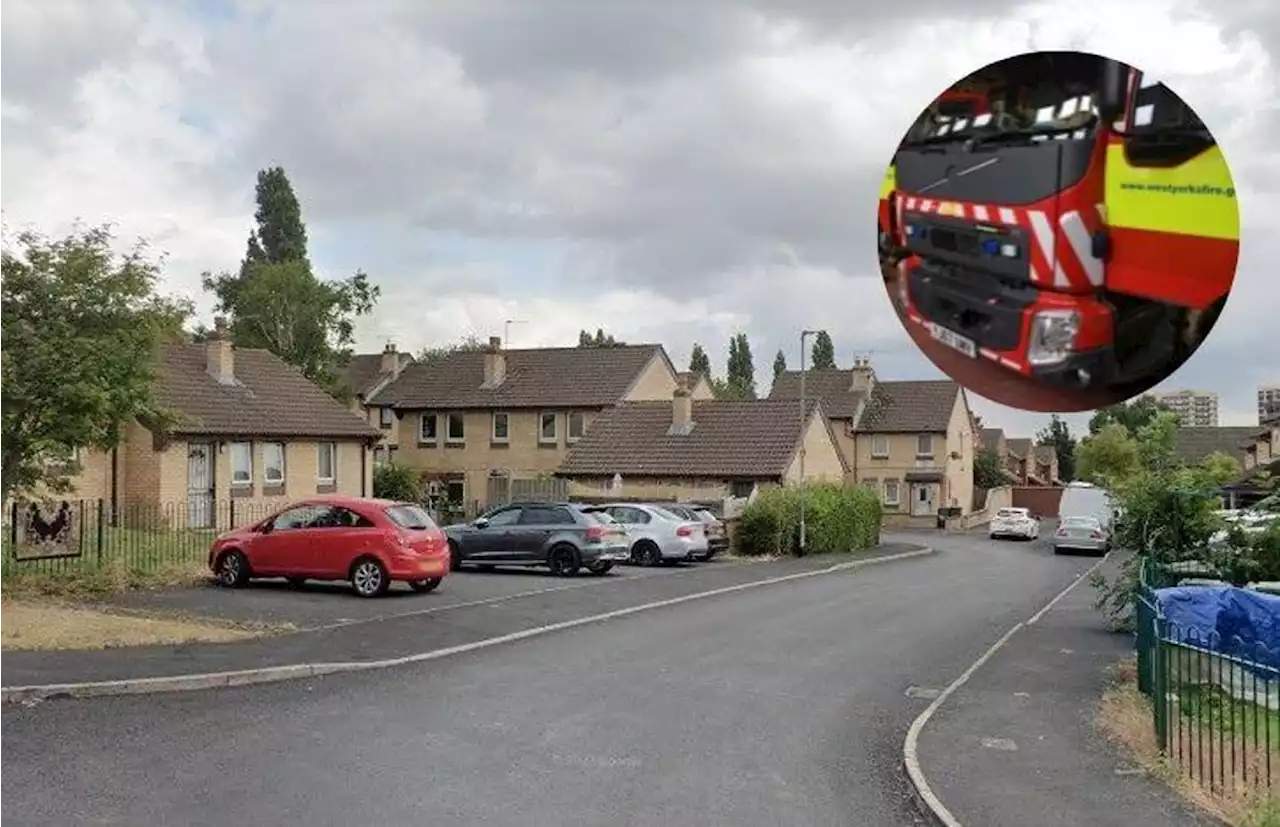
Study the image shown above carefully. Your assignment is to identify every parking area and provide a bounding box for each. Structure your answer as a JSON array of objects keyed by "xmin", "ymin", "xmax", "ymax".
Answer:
[{"xmin": 104, "ymin": 558, "xmax": 747, "ymax": 631}]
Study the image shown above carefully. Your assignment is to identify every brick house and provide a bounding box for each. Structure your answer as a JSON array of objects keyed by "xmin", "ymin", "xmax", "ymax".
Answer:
[
  {"xmin": 339, "ymin": 343, "xmax": 415, "ymax": 465},
  {"xmin": 366, "ymin": 337, "xmax": 689, "ymax": 510},
  {"xmin": 769, "ymin": 360, "xmax": 975, "ymax": 526},
  {"xmin": 556, "ymin": 384, "xmax": 847, "ymax": 502},
  {"xmin": 49, "ymin": 320, "xmax": 381, "ymax": 528}
]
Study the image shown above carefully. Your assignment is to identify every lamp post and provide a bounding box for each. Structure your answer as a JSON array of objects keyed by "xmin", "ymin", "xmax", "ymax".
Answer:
[{"xmin": 798, "ymin": 329, "xmax": 819, "ymax": 556}]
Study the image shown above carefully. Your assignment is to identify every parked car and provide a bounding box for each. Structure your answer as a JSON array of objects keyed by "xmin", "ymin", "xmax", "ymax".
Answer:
[
  {"xmin": 1058, "ymin": 481, "xmax": 1116, "ymax": 530},
  {"xmin": 589, "ymin": 503, "xmax": 711, "ymax": 564},
  {"xmin": 444, "ymin": 502, "xmax": 630, "ymax": 576},
  {"xmin": 1052, "ymin": 515, "xmax": 1111, "ymax": 556},
  {"xmin": 208, "ymin": 496, "xmax": 450, "ymax": 598},
  {"xmin": 989, "ymin": 507, "xmax": 1040, "ymax": 541},
  {"xmin": 659, "ymin": 504, "xmax": 728, "ymax": 558}
]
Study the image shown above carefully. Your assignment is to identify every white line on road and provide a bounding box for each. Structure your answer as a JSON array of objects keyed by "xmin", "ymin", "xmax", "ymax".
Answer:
[
  {"xmin": 902, "ymin": 553, "xmax": 1110, "ymax": 826},
  {"xmin": 2, "ymin": 547, "xmax": 936, "ymax": 703}
]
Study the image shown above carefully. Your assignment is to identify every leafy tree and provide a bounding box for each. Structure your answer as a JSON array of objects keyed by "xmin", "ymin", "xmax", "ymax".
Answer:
[
  {"xmin": 202, "ymin": 166, "xmax": 379, "ymax": 394},
  {"xmin": 1, "ymin": 225, "xmax": 191, "ymax": 500},
  {"xmin": 772, "ymin": 349, "xmax": 787, "ymax": 384},
  {"xmin": 418, "ymin": 335, "xmax": 488, "ymax": 363},
  {"xmin": 810, "ymin": 330, "xmax": 836, "ymax": 370},
  {"xmin": 1198, "ymin": 451, "xmax": 1242, "ymax": 486},
  {"xmin": 689, "ymin": 343, "xmax": 711, "ymax": 377},
  {"xmin": 1134, "ymin": 410, "xmax": 1181, "ymax": 477},
  {"xmin": 1035, "ymin": 414, "xmax": 1077, "ymax": 481},
  {"xmin": 1076, "ymin": 423, "xmax": 1141, "ymax": 487},
  {"xmin": 373, "ymin": 463, "xmax": 424, "ymax": 502},
  {"xmin": 975, "ymin": 446, "xmax": 1012, "ymax": 489},
  {"xmin": 725, "ymin": 332, "xmax": 757, "ymax": 400},
  {"xmin": 1087, "ymin": 394, "xmax": 1170, "ymax": 436},
  {"xmin": 578, "ymin": 328, "xmax": 624, "ymax": 347}
]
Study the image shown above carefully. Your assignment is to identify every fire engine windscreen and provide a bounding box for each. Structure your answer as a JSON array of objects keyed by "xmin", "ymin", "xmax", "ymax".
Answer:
[{"xmin": 901, "ymin": 52, "xmax": 1115, "ymax": 147}]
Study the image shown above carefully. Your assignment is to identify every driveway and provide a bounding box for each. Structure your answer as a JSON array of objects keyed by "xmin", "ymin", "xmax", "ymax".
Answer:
[{"xmin": 3, "ymin": 532, "xmax": 1101, "ymax": 826}]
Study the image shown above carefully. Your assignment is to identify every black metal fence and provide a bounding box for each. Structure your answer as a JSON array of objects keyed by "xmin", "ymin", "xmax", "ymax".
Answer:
[{"xmin": 2, "ymin": 498, "xmax": 282, "ymax": 577}]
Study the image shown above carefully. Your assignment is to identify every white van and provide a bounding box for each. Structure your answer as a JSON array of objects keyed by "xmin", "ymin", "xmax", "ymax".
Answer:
[{"xmin": 1057, "ymin": 482, "xmax": 1115, "ymax": 528}]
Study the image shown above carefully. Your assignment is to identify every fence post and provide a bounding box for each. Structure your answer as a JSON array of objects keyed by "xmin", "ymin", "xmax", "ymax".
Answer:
[
  {"xmin": 1136, "ymin": 590, "xmax": 1153, "ymax": 697},
  {"xmin": 96, "ymin": 498, "xmax": 105, "ymax": 565},
  {"xmin": 1152, "ymin": 614, "xmax": 1168, "ymax": 752},
  {"xmin": 229, "ymin": 498, "xmax": 235, "ymax": 532},
  {"xmin": 8, "ymin": 500, "xmax": 17, "ymax": 548}
]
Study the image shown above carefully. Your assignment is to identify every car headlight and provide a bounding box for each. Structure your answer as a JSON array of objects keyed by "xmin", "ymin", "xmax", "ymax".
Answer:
[{"xmin": 1027, "ymin": 309, "xmax": 1081, "ymax": 366}]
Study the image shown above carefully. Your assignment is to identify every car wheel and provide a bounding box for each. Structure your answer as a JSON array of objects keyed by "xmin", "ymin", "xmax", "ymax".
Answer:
[
  {"xmin": 585, "ymin": 561, "xmax": 614, "ymax": 576},
  {"xmin": 448, "ymin": 540, "xmax": 461, "ymax": 572},
  {"xmin": 632, "ymin": 541, "xmax": 663, "ymax": 568},
  {"xmin": 215, "ymin": 550, "xmax": 251, "ymax": 588},
  {"xmin": 350, "ymin": 557, "xmax": 390, "ymax": 598},
  {"xmin": 547, "ymin": 544, "xmax": 581, "ymax": 577},
  {"xmin": 286, "ymin": 577, "xmax": 307, "ymax": 589},
  {"xmin": 409, "ymin": 577, "xmax": 441, "ymax": 594}
]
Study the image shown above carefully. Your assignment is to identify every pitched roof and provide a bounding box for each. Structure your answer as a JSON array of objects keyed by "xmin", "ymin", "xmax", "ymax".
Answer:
[
  {"xmin": 857, "ymin": 380, "xmax": 961, "ymax": 432},
  {"xmin": 980, "ymin": 428, "xmax": 1006, "ymax": 450},
  {"xmin": 558, "ymin": 399, "xmax": 829, "ymax": 478},
  {"xmin": 370, "ymin": 344, "xmax": 670, "ymax": 410},
  {"xmin": 1173, "ymin": 426, "xmax": 1267, "ymax": 463},
  {"xmin": 1006, "ymin": 438, "xmax": 1033, "ymax": 458},
  {"xmin": 1034, "ymin": 445, "xmax": 1057, "ymax": 463},
  {"xmin": 154, "ymin": 343, "xmax": 381, "ymax": 439},
  {"xmin": 768, "ymin": 368, "xmax": 866, "ymax": 418},
  {"xmin": 677, "ymin": 371, "xmax": 711, "ymax": 389},
  {"xmin": 340, "ymin": 351, "xmax": 414, "ymax": 398}
]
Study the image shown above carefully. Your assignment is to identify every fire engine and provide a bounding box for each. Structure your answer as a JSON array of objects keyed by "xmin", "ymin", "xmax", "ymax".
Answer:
[{"xmin": 878, "ymin": 52, "xmax": 1239, "ymax": 390}]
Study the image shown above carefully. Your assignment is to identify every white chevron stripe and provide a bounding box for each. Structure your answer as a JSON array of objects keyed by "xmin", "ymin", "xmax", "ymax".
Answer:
[
  {"xmin": 1026, "ymin": 210, "xmax": 1071, "ymax": 288},
  {"xmin": 997, "ymin": 207, "xmax": 1017, "ymax": 225},
  {"xmin": 1060, "ymin": 211, "xmax": 1104, "ymax": 286},
  {"xmin": 972, "ymin": 205, "xmax": 990, "ymax": 222}
]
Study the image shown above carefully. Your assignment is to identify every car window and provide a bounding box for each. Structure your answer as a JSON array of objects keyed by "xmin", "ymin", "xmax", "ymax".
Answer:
[
  {"xmin": 694, "ymin": 510, "xmax": 717, "ymax": 523},
  {"xmin": 271, "ymin": 505, "xmax": 331, "ymax": 530},
  {"xmin": 325, "ymin": 507, "xmax": 376, "ymax": 528},
  {"xmin": 612, "ymin": 506, "xmax": 648, "ymax": 524},
  {"xmin": 1063, "ymin": 516, "xmax": 1101, "ymax": 527},
  {"xmin": 649, "ymin": 506, "xmax": 683, "ymax": 522},
  {"xmin": 997, "ymin": 508, "xmax": 1028, "ymax": 519},
  {"xmin": 584, "ymin": 510, "xmax": 617, "ymax": 525},
  {"xmin": 483, "ymin": 508, "xmax": 523, "ymax": 528},
  {"xmin": 385, "ymin": 504, "xmax": 438, "ymax": 530},
  {"xmin": 520, "ymin": 506, "xmax": 574, "ymax": 526}
]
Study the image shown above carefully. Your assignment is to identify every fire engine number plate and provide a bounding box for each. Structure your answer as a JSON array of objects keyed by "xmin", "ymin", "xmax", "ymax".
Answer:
[{"xmin": 925, "ymin": 321, "xmax": 977, "ymax": 358}]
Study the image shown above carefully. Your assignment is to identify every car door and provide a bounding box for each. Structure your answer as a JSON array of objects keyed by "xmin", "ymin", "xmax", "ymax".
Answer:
[
  {"xmin": 610, "ymin": 506, "xmax": 653, "ymax": 546},
  {"xmin": 512, "ymin": 505, "xmax": 575, "ymax": 563},
  {"xmin": 464, "ymin": 506, "xmax": 525, "ymax": 564},
  {"xmin": 308, "ymin": 505, "xmax": 379, "ymax": 578},
  {"xmin": 255, "ymin": 504, "xmax": 331, "ymax": 574}
]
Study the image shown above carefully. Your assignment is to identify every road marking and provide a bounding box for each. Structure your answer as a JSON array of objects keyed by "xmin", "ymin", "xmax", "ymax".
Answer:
[
  {"xmin": 980, "ymin": 737, "xmax": 1018, "ymax": 751},
  {"xmin": 902, "ymin": 552, "xmax": 1111, "ymax": 827},
  {"xmin": 906, "ymin": 686, "xmax": 944, "ymax": 700},
  {"xmin": 2, "ymin": 547, "xmax": 936, "ymax": 703}
]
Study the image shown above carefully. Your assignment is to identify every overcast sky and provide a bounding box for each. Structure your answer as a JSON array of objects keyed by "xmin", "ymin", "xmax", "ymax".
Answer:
[{"xmin": 3, "ymin": 0, "xmax": 1277, "ymax": 437}]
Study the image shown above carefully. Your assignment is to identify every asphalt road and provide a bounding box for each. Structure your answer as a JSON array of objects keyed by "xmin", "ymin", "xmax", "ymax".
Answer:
[{"xmin": 3, "ymin": 532, "xmax": 1097, "ymax": 827}]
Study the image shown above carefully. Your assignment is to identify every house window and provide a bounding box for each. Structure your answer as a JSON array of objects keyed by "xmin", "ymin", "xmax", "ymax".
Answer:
[
  {"xmin": 883, "ymin": 479, "xmax": 900, "ymax": 506},
  {"xmin": 264, "ymin": 442, "xmax": 286, "ymax": 486},
  {"xmin": 317, "ymin": 442, "xmax": 336, "ymax": 483},
  {"xmin": 379, "ymin": 407, "xmax": 394, "ymax": 429},
  {"xmin": 861, "ymin": 478, "xmax": 878, "ymax": 489},
  {"xmin": 539, "ymin": 412, "xmax": 558, "ymax": 444},
  {"xmin": 492, "ymin": 412, "xmax": 510, "ymax": 443},
  {"xmin": 43, "ymin": 446, "xmax": 84, "ymax": 472},
  {"xmin": 917, "ymin": 434, "xmax": 934, "ymax": 458},
  {"xmin": 567, "ymin": 411, "xmax": 586, "ymax": 442},
  {"xmin": 729, "ymin": 480, "xmax": 755, "ymax": 498},
  {"xmin": 870, "ymin": 434, "xmax": 889, "ymax": 458},
  {"xmin": 446, "ymin": 413, "xmax": 465, "ymax": 443},
  {"xmin": 419, "ymin": 413, "xmax": 438, "ymax": 444},
  {"xmin": 230, "ymin": 442, "xmax": 253, "ymax": 486}
]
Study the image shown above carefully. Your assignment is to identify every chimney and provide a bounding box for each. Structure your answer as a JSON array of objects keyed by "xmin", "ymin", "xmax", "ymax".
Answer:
[
  {"xmin": 849, "ymin": 356, "xmax": 875, "ymax": 394},
  {"xmin": 381, "ymin": 341, "xmax": 402, "ymax": 378},
  {"xmin": 206, "ymin": 316, "xmax": 235, "ymax": 385},
  {"xmin": 671, "ymin": 379, "xmax": 693, "ymax": 433},
  {"xmin": 482, "ymin": 336, "xmax": 506, "ymax": 388}
]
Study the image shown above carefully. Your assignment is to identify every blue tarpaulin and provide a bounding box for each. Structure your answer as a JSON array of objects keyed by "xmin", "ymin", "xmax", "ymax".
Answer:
[{"xmin": 1155, "ymin": 585, "xmax": 1280, "ymax": 671}]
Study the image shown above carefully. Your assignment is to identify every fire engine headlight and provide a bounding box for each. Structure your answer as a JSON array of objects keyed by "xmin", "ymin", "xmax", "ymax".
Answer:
[{"xmin": 1027, "ymin": 309, "xmax": 1081, "ymax": 366}]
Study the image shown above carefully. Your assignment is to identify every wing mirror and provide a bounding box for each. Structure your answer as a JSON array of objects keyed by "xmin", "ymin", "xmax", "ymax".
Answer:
[
  {"xmin": 1098, "ymin": 59, "xmax": 1128, "ymax": 126},
  {"xmin": 472, "ymin": 517, "xmax": 490, "ymax": 529},
  {"xmin": 258, "ymin": 520, "xmax": 274, "ymax": 534}
]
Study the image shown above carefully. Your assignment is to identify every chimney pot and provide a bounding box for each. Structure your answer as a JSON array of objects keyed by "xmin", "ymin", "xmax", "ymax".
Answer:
[
  {"xmin": 206, "ymin": 320, "xmax": 234, "ymax": 384},
  {"xmin": 381, "ymin": 341, "xmax": 402, "ymax": 377},
  {"xmin": 672, "ymin": 384, "xmax": 693, "ymax": 430},
  {"xmin": 213, "ymin": 316, "xmax": 229, "ymax": 338},
  {"xmin": 488, "ymin": 336, "xmax": 502, "ymax": 350},
  {"xmin": 483, "ymin": 340, "xmax": 507, "ymax": 387}
]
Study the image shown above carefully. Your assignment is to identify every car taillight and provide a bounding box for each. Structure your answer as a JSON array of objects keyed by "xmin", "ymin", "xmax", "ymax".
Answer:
[
  {"xmin": 677, "ymin": 524, "xmax": 693, "ymax": 537},
  {"xmin": 586, "ymin": 525, "xmax": 606, "ymax": 542}
]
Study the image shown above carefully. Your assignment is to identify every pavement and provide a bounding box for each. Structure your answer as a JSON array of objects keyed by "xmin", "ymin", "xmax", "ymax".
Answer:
[
  {"xmin": 1, "ymin": 545, "xmax": 924, "ymax": 690},
  {"xmin": 910, "ymin": 551, "xmax": 1217, "ymax": 827},
  {"xmin": 2, "ymin": 530, "xmax": 1105, "ymax": 827}
]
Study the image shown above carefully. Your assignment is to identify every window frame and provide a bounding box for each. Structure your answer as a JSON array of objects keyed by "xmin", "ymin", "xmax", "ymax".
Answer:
[
  {"xmin": 870, "ymin": 434, "xmax": 889, "ymax": 458},
  {"xmin": 317, "ymin": 442, "xmax": 336, "ymax": 483},
  {"xmin": 539, "ymin": 412, "xmax": 559, "ymax": 445},
  {"xmin": 446, "ymin": 413, "xmax": 466, "ymax": 444},
  {"xmin": 491, "ymin": 412, "xmax": 510, "ymax": 443},
  {"xmin": 379, "ymin": 407, "xmax": 394, "ymax": 428},
  {"xmin": 883, "ymin": 479, "xmax": 901, "ymax": 506},
  {"xmin": 419, "ymin": 413, "xmax": 439, "ymax": 445},
  {"xmin": 229, "ymin": 441, "xmax": 253, "ymax": 486},
  {"xmin": 567, "ymin": 411, "xmax": 586, "ymax": 442},
  {"xmin": 916, "ymin": 434, "xmax": 934, "ymax": 458},
  {"xmin": 263, "ymin": 441, "xmax": 286, "ymax": 486}
]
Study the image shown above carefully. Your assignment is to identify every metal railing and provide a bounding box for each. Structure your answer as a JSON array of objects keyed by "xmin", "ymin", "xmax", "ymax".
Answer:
[{"xmin": 1137, "ymin": 558, "xmax": 1280, "ymax": 796}]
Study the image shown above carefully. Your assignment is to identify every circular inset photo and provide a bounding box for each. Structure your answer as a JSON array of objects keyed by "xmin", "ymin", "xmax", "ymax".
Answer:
[{"xmin": 877, "ymin": 50, "xmax": 1239, "ymax": 412}]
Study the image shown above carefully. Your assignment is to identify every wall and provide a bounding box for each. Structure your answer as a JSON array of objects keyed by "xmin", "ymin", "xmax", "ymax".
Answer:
[
  {"xmin": 688, "ymin": 376, "xmax": 717, "ymax": 400},
  {"xmin": 951, "ymin": 485, "xmax": 1013, "ymax": 530},
  {"xmin": 852, "ymin": 431, "xmax": 949, "ymax": 519},
  {"xmin": 1011, "ymin": 485, "xmax": 1064, "ymax": 518},
  {"xmin": 783, "ymin": 414, "xmax": 847, "ymax": 484},
  {"xmin": 622, "ymin": 352, "xmax": 681, "ymax": 401}
]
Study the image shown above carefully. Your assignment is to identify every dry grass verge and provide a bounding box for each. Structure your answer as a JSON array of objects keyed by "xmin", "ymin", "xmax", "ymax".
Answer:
[
  {"xmin": 1098, "ymin": 655, "xmax": 1280, "ymax": 826},
  {"xmin": 1, "ymin": 558, "xmax": 210, "ymax": 600},
  {"xmin": 1, "ymin": 600, "xmax": 291, "ymax": 651}
]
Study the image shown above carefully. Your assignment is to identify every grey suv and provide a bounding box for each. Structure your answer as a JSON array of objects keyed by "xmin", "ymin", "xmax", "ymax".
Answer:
[{"xmin": 445, "ymin": 502, "xmax": 630, "ymax": 576}]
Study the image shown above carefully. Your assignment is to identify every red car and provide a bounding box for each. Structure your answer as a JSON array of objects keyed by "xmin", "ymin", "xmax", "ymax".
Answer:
[{"xmin": 208, "ymin": 496, "xmax": 450, "ymax": 598}]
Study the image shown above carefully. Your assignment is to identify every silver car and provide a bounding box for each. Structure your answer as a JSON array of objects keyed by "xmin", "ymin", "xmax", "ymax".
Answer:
[
  {"xmin": 1052, "ymin": 515, "xmax": 1111, "ymax": 555},
  {"xmin": 591, "ymin": 503, "xmax": 711, "ymax": 565}
]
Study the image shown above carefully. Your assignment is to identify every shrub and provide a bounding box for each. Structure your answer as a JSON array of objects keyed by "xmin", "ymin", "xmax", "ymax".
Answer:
[
  {"xmin": 373, "ymin": 463, "xmax": 424, "ymax": 502},
  {"xmin": 734, "ymin": 483, "xmax": 882, "ymax": 557}
]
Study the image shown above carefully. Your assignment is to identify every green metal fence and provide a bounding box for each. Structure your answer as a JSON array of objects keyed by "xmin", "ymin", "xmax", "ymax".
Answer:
[
  {"xmin": 1136, "ymin": 558, "xmax": 1280, "ymax": 795},
  {"xmin": 2, "ymin": 498, "xmax": 281, "ymax": 578}
]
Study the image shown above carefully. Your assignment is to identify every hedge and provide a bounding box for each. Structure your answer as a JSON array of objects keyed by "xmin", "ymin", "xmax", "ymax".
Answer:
[
  {"xmin": 373, "ymin": 463, "xmax": 424, "ymax": 502},
  {"xmin": 735, "ymin": 483, "xmax": 882, "ymax": 557}
]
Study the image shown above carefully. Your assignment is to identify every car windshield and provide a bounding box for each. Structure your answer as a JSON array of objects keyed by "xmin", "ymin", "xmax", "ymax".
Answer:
[
  {"xmin": 997, "ymin": 509, "xmax": 1028, "ymax": 519},
  {"xmin": 384, "ymin": 504, "xmax": 437, "ymax": 530},
  {"xmin": 694, "ymin": 510, "xmax": 717, "ymax": 522},
  {"xmin": 1063, "ymin": 517, "xmax": 1101, "ymax": 528}
]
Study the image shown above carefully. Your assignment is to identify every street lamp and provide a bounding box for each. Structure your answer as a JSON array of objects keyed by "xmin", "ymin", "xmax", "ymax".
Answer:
[{"xmin": 798, "ymin": 329, "xmax": 819, "ymax": 556}]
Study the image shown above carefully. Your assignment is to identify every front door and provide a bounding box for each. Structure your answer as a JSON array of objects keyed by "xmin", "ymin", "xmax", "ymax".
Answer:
[
  {"xmin": 187, "ymin": 443, "xmax": 215, "ymax": 529},
  {"xmin": 912, "ymin": 484, "xmax": 936, "ymax": 517}
]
